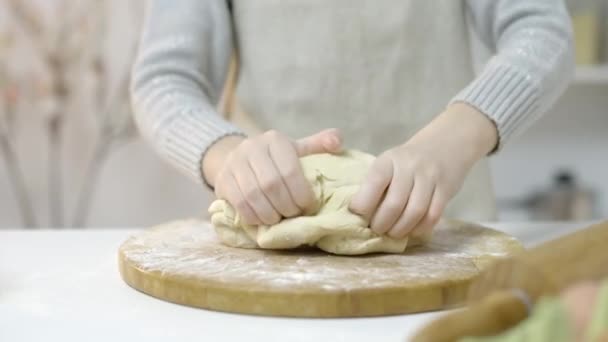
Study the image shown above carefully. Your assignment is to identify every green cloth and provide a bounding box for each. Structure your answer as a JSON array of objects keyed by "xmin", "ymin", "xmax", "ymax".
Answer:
[{"xmin": 461, "ymin": 280, "xmax": 608, "ymax": 342}]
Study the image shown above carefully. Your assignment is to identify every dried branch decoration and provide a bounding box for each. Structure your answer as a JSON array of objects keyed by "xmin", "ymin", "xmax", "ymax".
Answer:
[{"xmin": 1, "ymin": 0, "xmax": 143, "ymax": 228}]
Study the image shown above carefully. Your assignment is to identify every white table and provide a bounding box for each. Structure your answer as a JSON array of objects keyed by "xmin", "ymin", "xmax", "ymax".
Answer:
[{"xmin": 0, "ymin": 222, "xmax": 594, "ymax": 342}]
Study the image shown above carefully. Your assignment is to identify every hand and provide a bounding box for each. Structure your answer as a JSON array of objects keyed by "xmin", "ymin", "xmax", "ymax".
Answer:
[
  {"xmin": 202, "ymin": 128, "xmax": 342, "ymax": 226},
  {"xmin": 560, "ymin": 281, "xmax": 601, "ymax": 341},
  {"xmin": 349, "ymin": 103, "xmax": 498, "ymax": 239}
]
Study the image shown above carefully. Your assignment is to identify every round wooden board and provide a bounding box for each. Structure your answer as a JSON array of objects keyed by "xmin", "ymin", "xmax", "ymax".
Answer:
[{"xmin": 118, "ymin": 220, "xmax": 523, "ymax": 317}]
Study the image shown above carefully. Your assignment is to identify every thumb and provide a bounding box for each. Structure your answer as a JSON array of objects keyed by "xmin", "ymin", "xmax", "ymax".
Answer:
[{"xmin": 295, "ymin": 128, "xmax": 342, "ymax": 157}]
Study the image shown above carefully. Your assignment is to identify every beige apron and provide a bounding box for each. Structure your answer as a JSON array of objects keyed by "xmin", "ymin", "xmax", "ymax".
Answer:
[{"xmin": 219, "ymin": 0, "xmax": 496, "ymax": 221}]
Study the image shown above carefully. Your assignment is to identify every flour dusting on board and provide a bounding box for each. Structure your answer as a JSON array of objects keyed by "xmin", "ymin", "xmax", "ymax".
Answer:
[{"xmin": 120, "ymin": 220, "xmax": 523, "ymax": 291}]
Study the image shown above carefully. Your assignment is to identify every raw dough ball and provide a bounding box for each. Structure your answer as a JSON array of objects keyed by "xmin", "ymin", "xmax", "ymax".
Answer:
[{"xmin": 209, "ymin": 150, "xmax": 428, "ymax": 255}]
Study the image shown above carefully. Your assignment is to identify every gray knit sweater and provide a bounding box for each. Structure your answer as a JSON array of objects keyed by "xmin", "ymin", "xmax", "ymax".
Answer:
[{"xmin": 131, "ymin": 0, "xmax": 574, "ymax": 185}]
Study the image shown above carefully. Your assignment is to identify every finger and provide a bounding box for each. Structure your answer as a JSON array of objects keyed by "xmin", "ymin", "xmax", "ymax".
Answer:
[
  {"xmin": 268, "ymin": 141, "xmax": 317, "ymax": 213},
  {"xmin": 295, "ymin": 128, "xmax": 342, "ymax": 157},
  {"xmin": 410, "ymin": 188, "xmax": 445, "ymax": 238},
  {"xmin": 349, "ymin": 157, "xmax": 393, "ymax": 221},
  {"xmin": 369, "ymin": 168, "xmax": 414, "ymax": 235},
  {"xmin": 233, "ymin": 158, "xmax": 281, "ymax": 225},
  {"xmin": 249, "ymin": 146, "xmax": 301, "ymax": 218},
  {"xmin": 216, "ymin": 172, "xmax": 262, "ymax": 226},
  {"xmin": 388, "ymin": 177, "xmax": 434, "ymax": 239}
]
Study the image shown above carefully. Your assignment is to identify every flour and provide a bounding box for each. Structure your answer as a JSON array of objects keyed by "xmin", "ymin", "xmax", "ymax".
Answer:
[{"xmin": 121, "ymin": 219, "xmax": 523, "ymax": 291}]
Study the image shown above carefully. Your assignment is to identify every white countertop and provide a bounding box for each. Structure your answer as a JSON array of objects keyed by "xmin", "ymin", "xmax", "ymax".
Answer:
[{"xmin": 0, "ymin": 222, "xmax": 594, "ymax": 342}]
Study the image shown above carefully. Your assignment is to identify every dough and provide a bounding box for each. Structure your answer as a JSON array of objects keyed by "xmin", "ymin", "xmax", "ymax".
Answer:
[{"xmin": 209, "ymin": 150, "xmax": 428, "ymax": 255}]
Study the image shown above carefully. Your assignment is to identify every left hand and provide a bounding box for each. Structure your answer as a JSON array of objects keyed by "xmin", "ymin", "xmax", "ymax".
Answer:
[{"xmin": 349, "ymin": 103, "xmax": 498, "ymax": 239}]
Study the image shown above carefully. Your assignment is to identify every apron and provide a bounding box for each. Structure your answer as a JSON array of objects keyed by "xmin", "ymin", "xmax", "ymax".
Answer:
[{"xmin": 219, "ymin": 0, "xmax": 496, "ymax": 221}]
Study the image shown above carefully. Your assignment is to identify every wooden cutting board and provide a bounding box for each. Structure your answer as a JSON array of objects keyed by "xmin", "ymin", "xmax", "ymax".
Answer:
[{"xmin": 118, "ymin": 219, "xmax": 523, "ymax": 317}]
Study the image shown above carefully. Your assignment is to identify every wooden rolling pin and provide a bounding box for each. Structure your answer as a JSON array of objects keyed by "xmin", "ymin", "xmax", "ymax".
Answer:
[{"xmin": 412, "ymin": 221, "xmax": 608, "ymax": 342}]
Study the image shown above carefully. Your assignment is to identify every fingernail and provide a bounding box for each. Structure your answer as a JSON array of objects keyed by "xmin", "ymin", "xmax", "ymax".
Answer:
[
  {"xmin": 332, "ymin": 137, "xmax": 342, "ymax": 151},
  {"xmin": 323, "ymin": 136, "xmax": 337, "ymax": 150},
  {"xmin": 388, "ymin": 228, "xmax": 407, "ymax": 239}
]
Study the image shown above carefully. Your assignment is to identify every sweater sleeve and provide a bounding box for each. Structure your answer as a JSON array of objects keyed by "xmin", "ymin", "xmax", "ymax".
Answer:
[
  {"xmin": 130, "ymin": 0, "xmax": 244, "ymax": 185},
  {"xmin": 454, "ymin": 0, "xmax": 574, "ymax": 148}
]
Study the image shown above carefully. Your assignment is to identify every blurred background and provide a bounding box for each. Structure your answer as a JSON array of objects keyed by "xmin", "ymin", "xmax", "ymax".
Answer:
[{"xmin": 0, "ymin": 0, "xmax": 606, "ymax": 228}]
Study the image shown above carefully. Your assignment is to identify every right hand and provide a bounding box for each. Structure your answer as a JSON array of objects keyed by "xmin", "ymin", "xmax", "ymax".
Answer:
[{"xmin": 203, "ymin": 128, "xmax": 342, "ymax": 226}]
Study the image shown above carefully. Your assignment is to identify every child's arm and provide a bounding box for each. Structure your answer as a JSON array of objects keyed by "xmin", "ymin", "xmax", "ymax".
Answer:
[
  {"xmin": 351, "ymin": 0, "xmax": 575, "ymax": 239},
  {"xmin": 131, "ymin": 1, "xmax": 341, "ymax": 225},
  {"xmin": 130, "ymin": 0, "xmax": 242, "ymax": 185},
  {"xmin": 458, "ymin": 0, "xmax": 575, "ymax": 148}
]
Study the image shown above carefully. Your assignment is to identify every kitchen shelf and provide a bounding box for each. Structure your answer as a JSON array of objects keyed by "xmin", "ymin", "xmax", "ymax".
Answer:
[{"xmin": 573, "ymin": 65, "xmax": 608, "ymax": 84}]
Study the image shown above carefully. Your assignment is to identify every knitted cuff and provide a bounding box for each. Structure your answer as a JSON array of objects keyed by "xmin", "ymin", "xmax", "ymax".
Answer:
[
  {"xmin": 163, "ymin": 109, "xmax": 245, "ymax": 187},
  {"xmin": 451, "ymin": 60, "xmax": 540, "ymax": 151}
]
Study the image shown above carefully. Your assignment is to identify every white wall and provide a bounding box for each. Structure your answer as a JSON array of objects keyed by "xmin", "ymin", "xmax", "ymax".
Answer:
[{"xmin": 491, "ymin": 82, "xmax": 608, "ymax": 219}]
